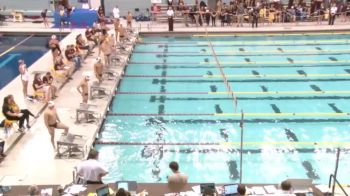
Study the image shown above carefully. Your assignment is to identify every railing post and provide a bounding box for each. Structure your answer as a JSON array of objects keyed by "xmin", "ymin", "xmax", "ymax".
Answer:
[
  {"xmin": 332, "ymin": 148, "xmax": 340, "ymax": 196},
  {"xmin": 239, "ymin": 110, "xmax": 244, "ymax": 184}
]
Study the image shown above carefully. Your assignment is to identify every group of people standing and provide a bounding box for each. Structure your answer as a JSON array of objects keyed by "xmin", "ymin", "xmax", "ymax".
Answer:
[{"xmin": 162, "ymin": 0, "xmax": 349, "ymax": 30}]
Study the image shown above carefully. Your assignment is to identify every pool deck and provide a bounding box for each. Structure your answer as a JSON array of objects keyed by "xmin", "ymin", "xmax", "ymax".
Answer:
[{"xmin": 0, "ymin": 19, "xmax": 350, "ymax": 193}]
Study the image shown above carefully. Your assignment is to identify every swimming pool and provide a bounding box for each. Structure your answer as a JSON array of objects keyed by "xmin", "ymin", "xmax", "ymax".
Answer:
[
  {"xmin": 0, "ymin": 34, "xmax": 58, "ymax": 89},
  {"xmin": 96, "ymin": 32, "xmax": 350, "ymax": 184}
]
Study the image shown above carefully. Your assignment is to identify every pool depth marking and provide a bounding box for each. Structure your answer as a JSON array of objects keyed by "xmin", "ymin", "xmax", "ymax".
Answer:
[{"xmin": 0, "ymin": 34, "xmax": 34, "ymax": 58}]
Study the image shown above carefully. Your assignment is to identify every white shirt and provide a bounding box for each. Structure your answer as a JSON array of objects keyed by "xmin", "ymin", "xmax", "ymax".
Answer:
[
  {"xmin": 113, "ymin": 7, "xmax": 120, "ymax": 18},
  {"xmin": 76, "ymin": 159, "xmax": 108, "ymax": 182},
  {"xmin": 331, "ymin": 6, "xmax": 337, "ymax": 14},
  {"xmin": 19, "ymin": 63, "xmax": 29, "ymax": 81},
  {"xmin": 167, "ymin": 9, "xmax": 174, "ymax": 17}
]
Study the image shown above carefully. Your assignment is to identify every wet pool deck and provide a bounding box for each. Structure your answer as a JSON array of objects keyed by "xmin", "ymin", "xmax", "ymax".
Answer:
[{"xmin": 0, "ymin": 19, "xmax": 350, "ymax": 194}]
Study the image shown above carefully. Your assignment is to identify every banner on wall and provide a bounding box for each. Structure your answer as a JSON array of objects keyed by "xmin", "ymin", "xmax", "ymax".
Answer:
[{"xmin": 151, "ymin": 0, "xmax": 162, "ymax": 3}]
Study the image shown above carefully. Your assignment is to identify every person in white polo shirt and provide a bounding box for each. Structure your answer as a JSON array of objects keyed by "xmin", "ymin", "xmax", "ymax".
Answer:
[
  {"xmin": 329, "ymin": 4, "xmax": 338, "ymax": 25},
  {"xmin": 76, "ymin": 149, "xmax": 108, "ymax": 184}
]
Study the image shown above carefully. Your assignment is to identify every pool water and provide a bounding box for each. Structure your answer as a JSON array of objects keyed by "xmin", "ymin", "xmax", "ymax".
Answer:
[
  {"xmin": 0, "ymin": 34, "xmax": 58, "ymax": 89},
  {"xmin": 96, "ymin": 33, "xmax": 350, "ymax": 184}
]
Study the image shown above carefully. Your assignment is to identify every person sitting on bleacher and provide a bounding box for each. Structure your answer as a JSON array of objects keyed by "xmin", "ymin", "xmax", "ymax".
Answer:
[
  {"xmin": 76, "ymin": 34, "xmax": 92, "ymax": 56},
  {"xmin": 85, "ymin": 28, "xmax": 98, "ymax": 47},
  {"xmin": 53, "ymin": 49, "xmax": 74, "ymax": 79},
  {"xmin": 33, "ymin": 73, "xmax": 51, "ymax": 102},
  {"xmin": 2, "ymin": 95, "xmax": 29, "ymax": 132},
  {"xmin": 48, "ymin": 35, "xmax": 61, "ymax": 53},
  {"xmin": 43, "ymin": 72, "xmax": 58, "ymax": 99},
  {"xmin": 65, "ymin": 45, "xmax": 81, "ymax": 70}
]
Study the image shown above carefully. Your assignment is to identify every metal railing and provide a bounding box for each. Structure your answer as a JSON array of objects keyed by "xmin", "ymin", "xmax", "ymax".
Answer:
[{"xmin": 328, "ymin": 174, "xmax": 348, "ymax": 196}]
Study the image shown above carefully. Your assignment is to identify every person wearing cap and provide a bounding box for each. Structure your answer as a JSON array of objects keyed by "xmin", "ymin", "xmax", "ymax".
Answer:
[
  {"xmin": 44, "ymin": 101, "xmax": 69, "ymax": 150},
  {"xmin": 94, "ymin": 58, "xmax": 104, "ymax": 83},
  {"xmin": 77, "ymin": 75, "xmax": 90, "ymax": 103},
  {"xmin": 76, "ymin": 149, "xmax": 108, "ymax": 184},
  {"xmin": 18, "ymin": 59, "xmax": 30, "ymax": 98},
  {"xmin": 48, "ymin": 34, "xmax": 61, "ymax": 53}
]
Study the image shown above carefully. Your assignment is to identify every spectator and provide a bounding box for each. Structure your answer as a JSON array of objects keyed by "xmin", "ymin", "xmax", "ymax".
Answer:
[
  {"xmin": 76, "ymin": 149, "xmax": 108, "ymax": 184},
  {"xmin": 65, "ymin": 45, "xmax": 82, "ymax": 70},
  {"xmin": 18, "ymin": 59, "xmax": 29, "ymax": 99},
  {"xmin": 280, "ymin": 180, "xmax": 293, "ymax": 193},
  {"xmin": 41, "ymin": 9, "xmax": 49, "ymax": 28},
  {"xmin": 48, "ymin": 35, "xmax": 61, "ymax": 53},
  {"xmin": 53, "ymin": 49, "xmax": 74, "ymax": 79},
  {"xmin": 211, "ymin": 9, "xmax": 217, "ymax": 26},
  {"xmin": 43, "ymin": 101, "xmax": 69, "ymax": 149},
  {"xmin": 28, "ymin": 184, "xmax": 40, "ymax": 196},
  {"xmin": 59, "ymin": 6, "xmax": 65, "ymax": 28},
  {"xmin": 85, "ymin": 28, "xmax": 98, "ymax": 46},
  {"xmin": 329, "ymin": 4, "xmax": 337, "ymax": 25},
  {"xmin": 2, "ymin": 95, "xmax": 26, "ymax": 132},
  {"xmin": 7, "ymin": 95, "xmax": 36, "ymax": 128},
  {"xmin": 167, "ymin": 0, "xmax": 173, "ymax": 6},
  {"xmin": 115, "ymin": 188, "xmax": 131, "ymax": 196},
  {"xmin": 76, "ymin": 34, "xmax": 92, "ymax": 56},
  {"xmin": 97, "ymin": 6, "xmax": 105, "ymax": 25},
  {"xmin": 167, "ymin": 6, "xmax": 174, "ymax": 31},
  {"xmin": 236, "ymin": 2, "xmax": 245, "ymax": 27},
  {"xmin": 237, "ymin": 184, "xmax": 246, "ymax": 195},
  {"xmin": 32, "ymin": 73, "xmax": 51, "ymax": 102},
  {"xmin": 251, "ymin": 7, "xmax": 259, "ymax": 28},
  {"xmin": 113, "ymin": 5, "xmax": 120, "ymax": 19},
  {"xmin": 167, "ymin": 161, "xmax": 188, "ymax": 184}
]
